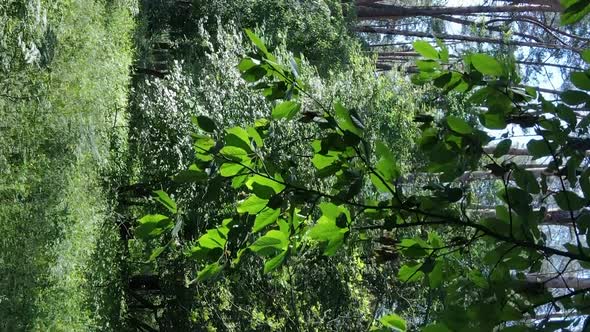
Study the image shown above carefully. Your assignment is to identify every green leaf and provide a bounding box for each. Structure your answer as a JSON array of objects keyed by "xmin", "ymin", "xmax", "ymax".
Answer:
[
  {"xmin": 468, "ymin": 270, "xmax": 489, "ymax": 288},
  {"xmin": 334, "ymin": 102, "xmax": 363, "ymax": 136},
  {"xmin": 263, "ymin": 250, "xmax": 287, "ymax": 273},
  {"xmin": 244, "ymin": 29, "xmax": 268, "ymax": 54},
  {"xmin": 197, "ymin": 262, "xmax": 222, "ymax": 282},
  {"xmin": 397, "ymin": 263, "xmax": 424, "ymax": 282},
  {"xmin": 173, "ymin": 164, "xmax": 208, "ymax": 183},
  {"xmin": 308, "ymin": 207, "xmax": 349, "ymax": 256},
  {"xmin": 225, "ymin": 127, "xmax": 252, "ymax": 152},
  {"xmin": 435, "ymin": 38, "xmax": 449, "ymax": 62},
  {"xmin": 413, "ymin": 40, "xmax": 439, "ymax": 60},
  {"xmin": 220, "ymin": 146, "xmax": 249, "ymax": 161},
  {"xmin": 379, "ymin": 313, "xmax": 406, "ymax": 331},
  {"xmin": 493, "ymin": 139, "xmax": 512, "ymax": 157},
  {"xmin": 422, "ymin": 323, "xmax": 452, "ymax": 332},
  {"xmin": 237, "ymin": 195, "xmax": 269, "ymax": 214},
  {"xmin": 571, "ymin": 72, "xmax": 590, "ymax": 90},
  {"xmin": 480, "ymin": 111, "xmax": 506, "ymax": 129},
  {"xmin": 198, "ymin": 229, "xmax": 227, "ymax": 249},
  {"xmin": 429, "ymin": 260, "xmax": 444, "ymax": 288},
  {"xmin": 582, "ymin": 49, "xmax": 590, "ymax": 64},
  {"xmin": 149, "ymin": 245, "xmax": 167, "ymax": 261},
  {"xmin": 561, "ymin": 0, "xmax": 590, "ymax": 25},
  {"xmin": 253, "ymin": 207, "xmax": 281, "ymax": 232},
  {"xmin": 192, "ymin": 115, "xmax": 217, "ymax": 133},
  {"xmin": 135, "ymin": 214, "xmax": 173, "ymax": 239},
  {"xmin": 400, "ymin": 239, "xmax": 429, "ymax": 258},
  {"xmin": 526, "ymin": 139, "xmax": 552, "ymax": 159},
  {"xmin": 446, "ymin": 115, "xmax": 473, "ymax": 134},
  {"xmin": 371, "ymin": 173, "xmax": 391, "ymax": 193},
  {"xmin": 237, "ymin": 57, "xmax": 257, "ymax": 72},
  {"xmin": 272, "ymin": 101, "xmax": 300, "ymax": 120},
  {"xmin": 555, "ymin": 191, "xmax": 587, "ymax": 210},
  {"xmin": 375, "ymin": 141, "xmax": 400, "ymax": 183},
  {"xmin": 513, "ymin": 168, "xmax": 540, "ymax": 194},
  {"xmin": 153, "ymin": 190, "xmax": 177, "ymax": 214},
  {"xmin": 247, "ymin": 126, "xmax": 263, "ymax": 147},
  {"xmin": 245, "ymin": 174, "xmax": 286, "ymax": 198},
  {"xmin": 308, "ymin": 217, "xmax": 348, "ymax": 241},
  {"xmin": 416, "ymin": 60, "xmax": 440, "ymax": 72},
  {"xmin": 311, "ymin": 153, "xmax": 341, "ymax": 176},
  {"xmin": 220, "ymin": 162, "xmax": 247, "ymax": 177},
  {"xmin": 471, "ymin": 53, "xmax": 503, "ymax": 76},
  {"xmin": 561, "ymin": 90, "xmax": 589, "ymax": 105},
  {"xmin": 250, "ymin": 230, "xmax": 289, "ymax": 253}
]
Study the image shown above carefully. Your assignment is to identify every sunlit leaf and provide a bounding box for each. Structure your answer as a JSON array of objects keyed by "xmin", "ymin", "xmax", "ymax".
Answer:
[
  {"xmin": 446, "ymin": 115, "xmax": 472, "ymax": 134},
  {"xmin": 153, "ymin": 190, "xmax": 177, "ymax": 214},
  {"xmin": 253, "ymin": 207, "xmax": 281, "ymax": 232},
  {"xmin": 413, "ymin": 40, "xmax": 439, "ymax": 60},
  {"xmin": 237, "ymin": 195, "xmax": 269, "ymax": 214},
  {"xmin": 272, "ymin": 100, "xmax": 300, "ymax": 119},
  {"xmin": 379, "ymin": 313, "xmax": 406, "ymax": 331},
  {"xmin": 471, "ymin": 53, "xmax": 503, "ymax": 76}
]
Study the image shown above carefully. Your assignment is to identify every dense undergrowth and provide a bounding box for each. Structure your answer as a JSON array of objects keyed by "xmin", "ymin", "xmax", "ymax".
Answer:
[
  {"xmin": 1, "ymin": 0, "xmax": 444, "ymax": 330},
  {"xmin": 0, "ymin": 0, "xmax": 135, "ymax": 329},
  {"xmin": 117, "ymin": 1, "xmax": 437, "ymax": 330}
]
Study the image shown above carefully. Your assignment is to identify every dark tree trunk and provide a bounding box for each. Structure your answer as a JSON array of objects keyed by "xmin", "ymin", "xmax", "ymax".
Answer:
[
  {"xmin": 356, "ymin": 4, "xmax": 560, "ymax": 20},
  {"xmin": 129, "ymin": 275, "xmax": 161, "ymax": 292},
  {"xmin": 359, "ymin": 27, "xmax": 582, "ymax": 53}
]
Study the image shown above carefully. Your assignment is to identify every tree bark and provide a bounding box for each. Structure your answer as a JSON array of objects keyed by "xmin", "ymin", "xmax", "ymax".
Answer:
[
  {"xmin": 358, "ymin": 27, "xmax": 583, "ymax": 53},
  {"xmin": 356, "ymin": 4, "xmax": 560, "ymax": 19},
  {"xmin": 376, "ymin": 52, "xmax": 585, "ymax": 71},
  {"xmin": 523, "ymin": 274, "xmax": 590, "ymax": 289},
  {"xmin": 471, "ymin": 208, "xmax": 588, "ymax": 226}
]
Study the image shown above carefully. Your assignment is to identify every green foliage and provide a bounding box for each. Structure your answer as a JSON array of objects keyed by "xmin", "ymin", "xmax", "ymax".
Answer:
[
  {"xmin": 125, "ymin": 4, "xmax": 590, "ymax": 331},
  {"xmin": 0, "ymin": 0, "xmax": 136, "ymax": 329}
]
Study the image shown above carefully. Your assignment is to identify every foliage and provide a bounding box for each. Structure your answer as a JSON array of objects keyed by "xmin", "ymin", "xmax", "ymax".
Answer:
[
  {"xmin": 0, "ymin": 0, "xmax": 135, "ymax": 329},
  {"xmin": 137, "ymin": 21, "xmax": 590, "ymax": 331}
]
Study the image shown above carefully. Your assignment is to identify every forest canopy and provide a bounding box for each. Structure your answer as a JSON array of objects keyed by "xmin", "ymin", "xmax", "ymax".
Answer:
[{"xmin": 2, "ymin": 0, "xmax": 590, "ymax": 331}]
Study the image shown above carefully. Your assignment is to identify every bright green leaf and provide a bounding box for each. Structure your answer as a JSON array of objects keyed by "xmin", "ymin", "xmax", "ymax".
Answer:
[
  {"xmin": 446, "ymin": 115, "xmax": 473, "ymax": 134},
  {"xmin": 237, "ymin": 195, "xmax": 269, "ymax": 214},
  {"xmin": 272, "ymin": 101, "xmax": 300, "ymax": 120},
  {"xmin": 471, "ymin": 53, "xmax": 503, "ymax": 76},
  {"xmin": 250, "ymin": 230, "xmax": 289, "ymax": 253},
  {"xmin": 220, "ymin": 162, "xmax": 247, "ymax": 177},
  {"xmin": 379, "ymin": 313, "xmax": 406, "ymax": 331},
  {"xmin": 253, "ymin": 207, "xmax": 281, "ymax": 232},
  {"xmin": 413, "ymin": 40, "xmax": 439, "ymax": 60},
  {"xmin": 263, "ymin": 250, "xmax": 287, "ymax": 273},
  {"xmin": 197, "ymin": 262, "xmax": 222, "ymax": 282},
  {"xmin": 244, "ymin": 29, "xmax": 268, "ymax": 54}
]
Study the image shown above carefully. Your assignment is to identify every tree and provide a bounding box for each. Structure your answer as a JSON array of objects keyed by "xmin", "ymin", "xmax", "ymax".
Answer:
[
  {"xmin": 356, "ymin": 1, "xmax": 590, "ymax": 83},
  {"xmin": 134, "ymin": 9, "xmax": 590, "ymax": 328}
]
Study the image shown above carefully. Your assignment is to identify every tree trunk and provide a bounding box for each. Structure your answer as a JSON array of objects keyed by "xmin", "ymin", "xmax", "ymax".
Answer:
[
  {"xmin": 376, "ymin": 52, "xmax": 585, "ymax": 71},
  {"xmin": 129, "ymin": 275, "xmax": 161, "ymax": 292},
  {"xmin": 470, "ymin": 208, "xmax": 588, "ymax": 226},
  {"xmin": 523, "ymin": 274, "xmax": 590, "ymax": 289},
  {"xmin": 356, "ymin": 4, "xmax": 560, "ymax": 19},
  {"xmin": 134, "ymin": 67, "xmax": 169, "ymax": 79},
  {"xmin": 358, "ymin": 27, "xmax": 582, "ymax": 53}
]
